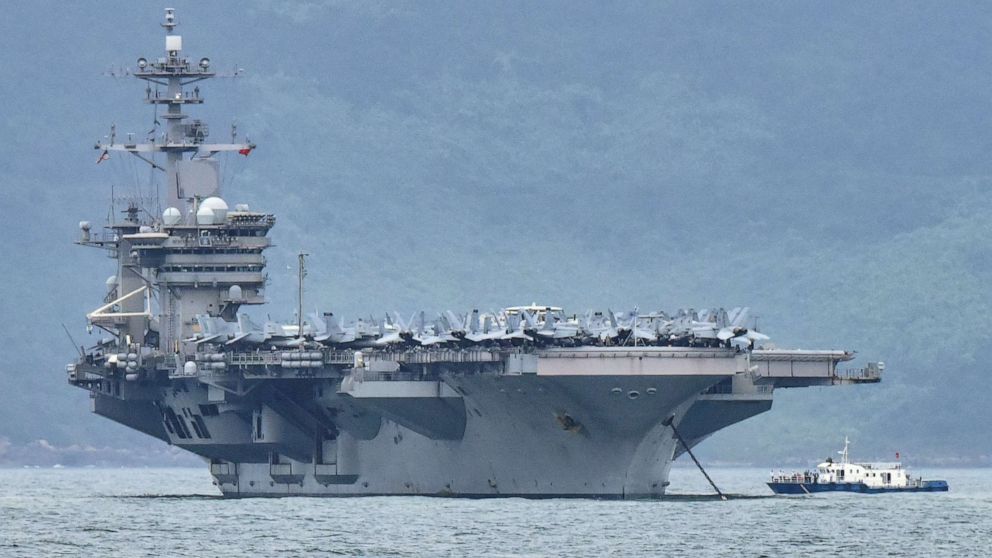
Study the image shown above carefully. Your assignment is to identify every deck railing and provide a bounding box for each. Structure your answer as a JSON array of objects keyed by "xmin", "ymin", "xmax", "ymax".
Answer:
[{"xmin": 837, "ymin": 361, "xmax": 884, "ymax": 382}]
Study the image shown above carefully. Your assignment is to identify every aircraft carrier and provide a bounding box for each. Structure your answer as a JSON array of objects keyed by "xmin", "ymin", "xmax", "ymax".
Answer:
[{"xmin": 66, "ymin": 10, "xmax": 882, "ymax": 498}]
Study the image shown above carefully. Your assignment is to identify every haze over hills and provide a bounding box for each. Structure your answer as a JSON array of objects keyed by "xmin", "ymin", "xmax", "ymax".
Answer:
[{"xmin": 0, "ymin": 1, "xmax": 989, "ymax": 466}]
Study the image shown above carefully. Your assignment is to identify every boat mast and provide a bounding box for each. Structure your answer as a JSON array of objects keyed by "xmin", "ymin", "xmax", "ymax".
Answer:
[
  {"xmin": 95, "ymin": 7, "xmax": 255, "ymax": 218},
  {"xmin": 297, "ymin": 251, "xmax": 309, "ymax": 343}
]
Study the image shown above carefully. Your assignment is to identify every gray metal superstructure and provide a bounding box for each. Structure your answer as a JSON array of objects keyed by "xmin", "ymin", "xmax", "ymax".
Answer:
[{"xmin": 66, "ymin": 10, "xmax": 881, "ymax": 497}]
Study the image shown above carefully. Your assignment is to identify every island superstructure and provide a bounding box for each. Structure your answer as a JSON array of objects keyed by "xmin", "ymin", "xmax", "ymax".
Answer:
[{"xmin": 66, "ymin": 9, "xmax": 882, "ymax": 498}]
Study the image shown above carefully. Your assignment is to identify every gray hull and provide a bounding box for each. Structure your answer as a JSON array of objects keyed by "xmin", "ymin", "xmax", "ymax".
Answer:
[{"xmin": 216, "ymin": 374, "xmax": 711, "ymax": 497}]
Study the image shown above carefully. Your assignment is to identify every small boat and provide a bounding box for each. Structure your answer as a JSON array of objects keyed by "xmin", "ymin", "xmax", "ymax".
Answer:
[{"xmin": 768, "ymin": 438, "xmax": 948, "ymax": 494}]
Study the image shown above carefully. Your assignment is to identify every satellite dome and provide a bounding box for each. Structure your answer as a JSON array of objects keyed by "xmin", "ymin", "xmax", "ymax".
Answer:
[
  {"xmin": 105, "ymin": 275, "xmax": 118, "ymax": 291},
  {"xmin": 195, "ymin": 206, "xmax": 216, "ymax": 225},
  {"xmin": 200, "ymin": 197, "xmax": 229, "ymax": 222},
  {"xmin": 162, "ymin": 207, "xmax": 182, "ymax": 226}
]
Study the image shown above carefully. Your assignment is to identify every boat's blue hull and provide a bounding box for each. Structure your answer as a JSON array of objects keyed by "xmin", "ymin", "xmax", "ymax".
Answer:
[{"xmin": 768, "ymin": 480, "xmax": 948, "ymax": 494}]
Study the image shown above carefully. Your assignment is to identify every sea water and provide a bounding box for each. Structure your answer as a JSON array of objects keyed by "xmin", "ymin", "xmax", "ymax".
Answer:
[{"xmin": 1, "ymin": 467, "xmax": 988, "ymax": 557}]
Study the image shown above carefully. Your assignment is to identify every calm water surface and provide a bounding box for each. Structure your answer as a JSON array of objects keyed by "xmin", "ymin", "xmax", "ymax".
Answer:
[{"xmin": 0, "ymin": 467, "xmax": 988, "ymax": 557}]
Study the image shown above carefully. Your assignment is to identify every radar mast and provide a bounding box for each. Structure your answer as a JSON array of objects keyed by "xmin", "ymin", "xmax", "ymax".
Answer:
[{"xmin": 95, "ymin": 7, "xmax": 255, "ymax": 218}]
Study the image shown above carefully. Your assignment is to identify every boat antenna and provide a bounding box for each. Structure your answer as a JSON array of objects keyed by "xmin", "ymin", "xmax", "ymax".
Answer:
[
  {"xmin": 838, "ymin": 436, "xmax": 850, "ymax": 465},
  {"xmin": 297, "ymin": 251, "xmax": 309, "ymax": 344},
  {"xmin": 62, "ymin": 323, "xmax": 85, "ymax": 358}
]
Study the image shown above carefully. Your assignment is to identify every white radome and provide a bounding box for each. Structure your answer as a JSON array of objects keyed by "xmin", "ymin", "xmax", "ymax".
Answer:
[
  {"xmin": 200, "ymin": 197, "xmax": 229, "ymax": 222},
  {"xmin": 195, "ymin": 206, "xmax": 215, "ymax": 225},
  {"xmin": 162, "ymin": 207, "xmax": 182, "ymax": 226}
]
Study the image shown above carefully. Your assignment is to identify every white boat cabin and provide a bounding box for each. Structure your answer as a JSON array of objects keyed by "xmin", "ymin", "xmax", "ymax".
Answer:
[{"xmin": 816, "ymin": 438, "xmax": 909, "ymax": 488}]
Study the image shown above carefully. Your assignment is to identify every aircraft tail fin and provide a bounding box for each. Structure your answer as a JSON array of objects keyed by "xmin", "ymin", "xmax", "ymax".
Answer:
[
  {"xmin": 309, "ymin": 310, "xmax": 326, "ymax": 335},
  {"xmin": 392, "ymin": 311, "xmax": 407, "ymax": 332},
  {"xmin": 445, "ymin": 310, "xmax": 465, "ymax": 332},
  {"xmin": 506, "ymin": 312, "xmax": 521, "ymax": 331},
  {"xmin": 325, "ymin": 313, "xmax": 345, "ymax": 335},
  {"xmin": 197, "ymin": 314, "xmax": 216, "ymax": 335},
  {"xmin": 238, "ymin": 312, "xmax": 262, "ymax": 333},
  {"xmin": 521, "ymin": 310, "xmax": 538, "ymax": 329},
  {"xmin": 469, "ymin": 309, "xmax": 480, "ymax": 334},
  {"xmin": 730, "ymin": 306, "xmax": 751, "ymax": 328},
  {"xmin": 541, "ymin": 309, "xmax": 555, "ymax": 331}
]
